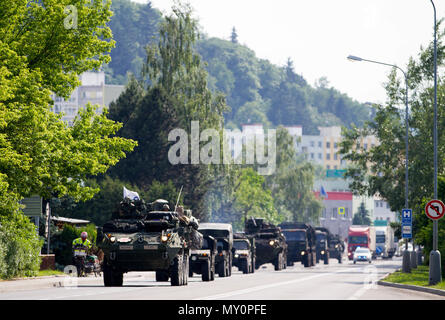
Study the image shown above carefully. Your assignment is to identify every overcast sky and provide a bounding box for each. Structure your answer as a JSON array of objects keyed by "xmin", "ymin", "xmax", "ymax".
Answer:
[{"xmin": 132, "ymin": 0, "xmax": 443, "ymax": 105}]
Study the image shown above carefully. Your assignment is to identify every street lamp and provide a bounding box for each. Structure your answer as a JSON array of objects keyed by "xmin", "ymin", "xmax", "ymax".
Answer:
[
  {"xmin": 429, "ymin": 0, "xmax": 441, "ymax": 286},
  {"xmin": 347, "ymin": 54, "xmax": 411, "ymax": 273}
]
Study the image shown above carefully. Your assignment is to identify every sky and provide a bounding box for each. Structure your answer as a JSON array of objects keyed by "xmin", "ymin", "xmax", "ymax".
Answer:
[{"xmin": 133, "ymin": 0, "xmax": 443, "ymax": 105}]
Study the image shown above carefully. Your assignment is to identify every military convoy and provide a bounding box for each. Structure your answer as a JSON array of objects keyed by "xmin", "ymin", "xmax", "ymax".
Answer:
[
  {"xmin": 97, "ymin": 198, "xmax": 201, "ymax": 287},
  {"xmin": 279, "ymin": 222, "xmax": 317, "ymax": 267},
  {"xmin": 96, "ymin": 194, "xmax": 351, "ymax": 287},
  {"xmin": 245, "ymin": 218, "xmax": 287, "ymax": 271},
  {"xmin": 232, "ymin": 233, "xmax": 255, "ymax": 274}
]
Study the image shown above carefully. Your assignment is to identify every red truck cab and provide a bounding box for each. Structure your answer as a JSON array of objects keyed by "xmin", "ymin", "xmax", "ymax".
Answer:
[{"xmin": 347, "ymin": 226, "xmax": 375, "ymax": 260}]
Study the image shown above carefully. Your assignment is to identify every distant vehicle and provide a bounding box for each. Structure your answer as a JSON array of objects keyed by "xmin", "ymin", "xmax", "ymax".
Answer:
[
  {"xmin": 189, "ymin": 235, "xmax": 217, "ymax": 281},
  {"xmin": 315, "ymin": 227, "xmax": 344, "ymax": 264},
  {"xmin": 198, "ymin": 223, "xmax": 233, "ymax": 278},
  {"xmin": 347, "ymin": 226, "xmax": 376, "ymax": 260},
  {"xmin": 246, "ymin": 218, "xmax": 287, "ymax": 271},
  {"xmin": 353, "ymin": 247, "xmax": 372, "ymax": 264},
  {"xmin": 232, "ymin": 233, "xmax": 255, "ymax": 274},
  {"xmin": 279, "ymin": 222, "xmax": 317, "ymax": 268},
  {"xmin": 396, "ymin": 241, "xmax": 413, "ymax": 256},
  {"xmin": 375, "ymin": 225, "xmax": 395, "ymax": 259},
  {"xmin": 315, "ymin": 230, "xmax": 329, "ymax": 264}
]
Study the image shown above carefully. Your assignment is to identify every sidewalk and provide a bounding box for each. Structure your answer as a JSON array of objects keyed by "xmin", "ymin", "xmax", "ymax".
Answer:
[{"xmin": 0, "ymin": 272, "xmax": 146, "ymax": 293}]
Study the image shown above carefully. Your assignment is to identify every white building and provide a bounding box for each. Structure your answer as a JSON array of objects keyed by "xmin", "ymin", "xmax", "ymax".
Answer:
[{"xmin": 52, "ymin": 72, "xmax": 125, "ymax": 126}]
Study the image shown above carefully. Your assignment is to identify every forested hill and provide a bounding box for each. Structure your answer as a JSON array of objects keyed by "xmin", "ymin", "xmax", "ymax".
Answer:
[{"xmin": 106, "ymin": 0, "xmax": 372, "ymax": 134}]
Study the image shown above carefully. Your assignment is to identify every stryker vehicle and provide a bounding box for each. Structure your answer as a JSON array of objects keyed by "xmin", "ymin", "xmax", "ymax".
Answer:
[
  {"xmin": 315, "ymin": 230, "xmax": 329, "ymax": 264},
  {"xmin": 245, "ymin": 218, "xmax": 287, "ymax": 271},
  {"xmin": 232, "ymin": 233, "xmax": 255, "ymax": 274},
  {"xmin": 316, "ymin": 227, "xmax": 344, "ymax": 263},
  {"xmin": 198, "ymin": 223, "xmax": 233, "ymax": 277},
  {"xmin": 189, "ymin": 235, "xmax": 217, "ymax": 281},
  {"xmin": 98, "ymin": 198, "xmax": 200, "ymax": 287},
  {"xmin": 279, "ymin": 222, "xmax": 317, "ymax": 267}
]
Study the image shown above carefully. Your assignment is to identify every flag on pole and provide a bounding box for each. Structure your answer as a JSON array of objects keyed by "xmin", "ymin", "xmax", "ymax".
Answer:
[
  {"xmin": 123, "ymin": 186, "xmax": 140, "ymax": 201},
  {"xmin": 320, "ymin": 186, "xmax": 328, "ymax": 198}
]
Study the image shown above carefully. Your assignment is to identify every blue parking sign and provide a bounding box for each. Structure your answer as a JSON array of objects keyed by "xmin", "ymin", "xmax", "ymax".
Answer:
[{"xmin": 402, "ymin": 209, "xmax": 412, "ymax": 224}]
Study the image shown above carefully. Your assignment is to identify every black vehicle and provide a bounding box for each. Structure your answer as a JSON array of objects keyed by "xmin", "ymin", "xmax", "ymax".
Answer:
[
  {"xmin": 315, "ymin": 227, "xmax": 344, "ymax": 263},
  {"xmin": 189, "ymin": 235, "xmax": 217, "ymax": 281},
  {"xmin": 232, "ymin": 233, "xmax": 255, "ymax": 274},
  {"xmin": 245, "ymin": 218, "xmax": 287, "ymax": 271},
  {"xmin": 198, "ymin": 223, "xmax": 233, "ymax": 277},
  {"xmin": 279, "ymin": 222, "xmax": 317, "ymax": 268},
  {"xmin": 315, "ymin": 230, "xmax": 329, "ymax": 264}
]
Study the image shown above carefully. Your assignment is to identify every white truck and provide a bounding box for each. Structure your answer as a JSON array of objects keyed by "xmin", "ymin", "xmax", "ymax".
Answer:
[{"xmin": 375, "ymin": 225, "xmax": 395, "ymax": 259}]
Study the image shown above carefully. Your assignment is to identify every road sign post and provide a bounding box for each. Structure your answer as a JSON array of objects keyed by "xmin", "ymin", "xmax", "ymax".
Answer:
[
  {"xmin": 401, "ymin": 209, "xmax": 412, "ymax": 273},
  {"xmin": 425, "ymin": 199, "xmax": 444, "ymax": 285}
]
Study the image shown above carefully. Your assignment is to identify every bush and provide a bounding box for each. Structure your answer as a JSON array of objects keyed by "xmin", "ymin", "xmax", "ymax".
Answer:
[{"xmin": 0, "ymin": 213, "xmax": 43, "ymax": 279}]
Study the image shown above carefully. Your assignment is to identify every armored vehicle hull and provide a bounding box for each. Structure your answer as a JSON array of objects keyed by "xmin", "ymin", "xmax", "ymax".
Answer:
[{"xmin": 280, "ymin": 222, "xmax": 317, "ymax": 268}]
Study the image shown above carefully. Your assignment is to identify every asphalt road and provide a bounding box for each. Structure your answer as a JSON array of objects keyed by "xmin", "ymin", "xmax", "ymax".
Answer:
[{"xmin": 0, "ymin": 257, "xmax": 443, "ymax": 300}]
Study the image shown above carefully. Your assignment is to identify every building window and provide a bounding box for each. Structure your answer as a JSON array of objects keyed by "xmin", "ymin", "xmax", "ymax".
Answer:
[
  {"xmin": 310, "ymin": 141, "xmax": 315, "ymax": 147},
  {"xmin": 310, "ymin": 153, "xmax": 314, "ymax": 159},
  {"xmin": 364, "ymin": 143, "xmax": 368, "ymax": 150},
  {"xmin": 327, "ymin": 165, "xmax": 330, "ymax": 169},
  {"xmin": 332, "ymin": 208, "xmax": 337, "ymax": 219},
  {"xmin": 318, "ymin": 141, "xmax": 322, "ymax": 148},
  {"xmin": 322, "ymin": 208, "xmax": 326, "ymax": 218},
  {"xmin": 326, "ymin": 153, "xmax": 331, "ymax": 160},
  {"xmin": 334, "ymin": 153, "xmax": 338, "ymax": 160},
  {"xmin": 334, "ymin": 142, "xmax": 338, "ymax": 149},
  {"xmin": 318, "ymin": 153, "xmax": 322, "ymax": 159},
  {"xmin": 334, "ymin": 165, "xmax": 338, "ymax": 169},
  {"xmin": 326, "ymin": 142, "xmax": 330, "ymax": 148},
  {"xmin": 386, "ymin": 203, "xmax": 389, "ymax": 209}
]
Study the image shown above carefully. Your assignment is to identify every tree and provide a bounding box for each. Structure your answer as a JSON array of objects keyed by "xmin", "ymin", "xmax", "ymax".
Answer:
[
  {"xmin": 352, "ymin": 202, "xmax": 371, "ymax": 226},
  {"xmin": 339, "ymin": 21, "xmax": 445, "ymax": 247},
  {"xmin": 108, "ymin": 2, "xmax": 227, "ymax": 220},
  {"xmin": 231, "ymin": 27, "xmax": 238, "ymax": 44}
]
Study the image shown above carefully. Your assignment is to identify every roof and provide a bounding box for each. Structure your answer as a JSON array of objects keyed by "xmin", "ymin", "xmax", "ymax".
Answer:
[
  {"xmin": 348, "ymin": 226, "xmax": 370, "ymax": 232},
  {"xmin": 314, "ymin": 191, "xmax": 353, "ymax": 201},
  {"xmin": 199, "ymin": 223, "xmax": 233, "ymax": 231},
  {"xmin": 52, "ymin": 217, "xmax": 90, "ymax": 224}
]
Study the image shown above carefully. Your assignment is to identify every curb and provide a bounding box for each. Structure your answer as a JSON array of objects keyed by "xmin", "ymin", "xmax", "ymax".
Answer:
[{"xmin": 378, "ymin": 280, "xmax": 445, "ymax": 297}]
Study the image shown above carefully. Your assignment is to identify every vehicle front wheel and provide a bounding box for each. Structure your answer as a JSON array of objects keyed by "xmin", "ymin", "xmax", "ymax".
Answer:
[
  {"xmin": 170, "ymin": 254, "xmax": 184, "ymax": 286},
  {"xmin": 202, "ymin": 260, "xmax": 211, "ymax": 282}
]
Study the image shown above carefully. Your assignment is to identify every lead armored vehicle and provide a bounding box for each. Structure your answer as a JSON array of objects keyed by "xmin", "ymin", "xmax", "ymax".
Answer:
[
  {"xmin": 98, "ymin": 199, "xmax": 200, "ymax": 287},
  {"xmin": 198, "ymin": 223, "xmax": 233, "ymax": 278},
  {"xmin": 245, "ymin": 218, "xmax": 287, "ymax": 271},
  {"xmin": 279, "ymin": 222, "xmax": 317, "ymax": 267},
  {"xmin": 232, "ymin": 233, "xmax": 255, "ymax": 274}
]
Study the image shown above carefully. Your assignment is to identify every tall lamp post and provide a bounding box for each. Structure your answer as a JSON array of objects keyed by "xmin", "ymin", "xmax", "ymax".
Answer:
[
  {"xmin": 347, "ymin": 55, "xmax": 411, "ymax": 273},
  {"xmin": 429, "ymin": 0, "xmax": 441, "ymax": 286}
]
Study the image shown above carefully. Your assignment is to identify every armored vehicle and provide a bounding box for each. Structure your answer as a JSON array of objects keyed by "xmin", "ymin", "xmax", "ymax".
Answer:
[
  {"xmin": 315, "ymin": 229, "xmax": 329, "ymax": 264},
  {"xmin": 198, "ymin": 223, "xmax": 233, "ymax": 277},
  {"xmin": 316, "ymin": 227, "xmax": 343, "ymax": 263},
  {"xmin": 232, "ymin": 233, "xmax": 255, "ymax": 274},
  {"xmin": 98, "ymin": 199, "xmax": 200, "ymax": 287},
  {"xmin": 189, "ymin": 235, "xmax": 217, "ymax": 281},
  {"xmin": 245, "ymin": 218, "xmax": 287, "ymax": 271},
  {"xmin": 279, "ymin": 222, "xmax": 316, "ymax": 267}
]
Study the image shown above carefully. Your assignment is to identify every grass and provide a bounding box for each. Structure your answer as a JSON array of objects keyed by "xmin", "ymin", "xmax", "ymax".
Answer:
[
  {"xmin": 31, "ymin": 270, "xmax": 65, "ymax": 277},
  {"xmin": 383, "ymin": 265, "xmax": 445, "ymax": 290}
]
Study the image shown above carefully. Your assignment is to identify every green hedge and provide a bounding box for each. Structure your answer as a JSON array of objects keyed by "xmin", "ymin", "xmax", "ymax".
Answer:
[{"xmin": 0, "ymin": 213, "xmax": 43, "ymax": 279}]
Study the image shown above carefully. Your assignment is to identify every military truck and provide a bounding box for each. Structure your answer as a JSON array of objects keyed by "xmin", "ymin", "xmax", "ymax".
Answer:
[
  {"xmin": 315, "ymin": 229, "xmax": 330, "ymax": 264},
  {"xmin": 279, "ymin": 222, "xmax": 317, "ymax": 267},
  {"xmin": 245, "ymin": 218, "xmax": 287, "ymax": 271},
  {"xmin": 98, "ymin": 198, "xmax": 200, "ymax": 287},
  {"xmin": 315, "ymin": 227, "xmax": 343, "ymax": 263},
  {"xmin": 232, "ymin": 233, "xmax": 255, "ymax": 274},
  {"xmin": 198, "ymin": 223, "xmax": 233, "ymax": 277},
  {"xmin": 189, "ymin": 235, "xmax": 217, "ymax": 281}
]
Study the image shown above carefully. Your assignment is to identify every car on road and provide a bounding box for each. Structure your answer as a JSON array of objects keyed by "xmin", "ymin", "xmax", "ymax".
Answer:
[{"xmin": 353, "ymin": 247, "xmax": 372, "ymax": 264}]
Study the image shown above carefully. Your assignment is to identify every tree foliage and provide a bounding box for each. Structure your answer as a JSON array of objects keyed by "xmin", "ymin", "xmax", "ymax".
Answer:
[{"xmin": 352, "ymin": 202, "xmax": 372, "ymax": 226}]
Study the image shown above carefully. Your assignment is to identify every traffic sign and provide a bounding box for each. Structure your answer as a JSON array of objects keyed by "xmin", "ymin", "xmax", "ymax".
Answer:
[
  {"xmin": 402, "ymin": 224, "xmax": 412, "ymax": 239},
  {"xmin": 402, "ymin": 209, "xmax": 412, "ymax": 224},
  {"xmin": 338, "ymin": 207, "xmax": 345, "ymax": 215},
  {"xmin": 425, "ymin": 199, "xmax": 445, "ymax": 220}
]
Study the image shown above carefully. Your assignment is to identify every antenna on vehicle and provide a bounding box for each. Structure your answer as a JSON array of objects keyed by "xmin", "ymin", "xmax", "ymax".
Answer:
[{"xmin": 175, "ymin": 185, "xmax": 183, "ymax": 210}]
